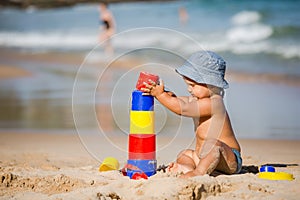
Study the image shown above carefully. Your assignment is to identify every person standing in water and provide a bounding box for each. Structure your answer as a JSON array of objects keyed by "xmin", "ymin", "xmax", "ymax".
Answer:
[
  {"xmin": 179, "ymin": 6, "xmax": 189, "ymax": 26},
  {"xmin": 99, "ymin": 2, "xmax": 115, "ymax": 55}
]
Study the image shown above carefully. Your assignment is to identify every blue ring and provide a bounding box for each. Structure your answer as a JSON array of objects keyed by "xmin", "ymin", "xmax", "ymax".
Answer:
[
  {"xmin": 260, "ymin": 165, "xmax": 275, "ymax": 172},
  {"xmin": 131, "ymin": 90, "xmax": 154, "ymax": 111},
  {"xmin": 127, "ymin": 159, "xmax": 157, "ymax": 178}
]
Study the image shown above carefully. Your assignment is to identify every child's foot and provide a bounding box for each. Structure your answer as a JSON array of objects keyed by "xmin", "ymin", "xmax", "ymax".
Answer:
[
  {"xmin": 167, "ymin": 162, "xmax": 191, "ymax": 174},
  {"xmin": 167, "ymin": 162, "xmax": 178, "ymax": 173}
]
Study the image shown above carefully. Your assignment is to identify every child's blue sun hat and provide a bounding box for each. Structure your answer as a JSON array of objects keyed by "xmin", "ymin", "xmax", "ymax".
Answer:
[{"xmin": 176, "ymin": 51, "xmax": 229, "ymax": 89}]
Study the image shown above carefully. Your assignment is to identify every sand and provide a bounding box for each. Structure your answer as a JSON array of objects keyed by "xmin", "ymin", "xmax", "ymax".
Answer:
[
  {"xmin": 0, "ymin": 132, "xmax": 299, "ymax": 200},
  {"xmin": 0, "ymin": 65, "xmax": 32, "ymax": 79}
]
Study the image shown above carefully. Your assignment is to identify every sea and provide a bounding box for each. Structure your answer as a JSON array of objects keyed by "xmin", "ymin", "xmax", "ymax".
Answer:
[{"xmin": 0, "ymin": 0, "xmax": 300, "ymax": 142}]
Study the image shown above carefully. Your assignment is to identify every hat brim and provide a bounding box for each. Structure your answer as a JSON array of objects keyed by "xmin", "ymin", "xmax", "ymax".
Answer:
[{"xmin": 176, "ymin": 63, "xmax": 229, "ymax": 89}]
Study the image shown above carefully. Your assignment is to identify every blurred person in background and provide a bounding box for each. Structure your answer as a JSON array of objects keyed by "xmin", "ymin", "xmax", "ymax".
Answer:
[
  {"xmin": 99, "ymin": 2, "xmax": 115, "ymax": 55},
  {"xmin": 179, "ymin": 6, "xmax": 189, "ymax": 26}
]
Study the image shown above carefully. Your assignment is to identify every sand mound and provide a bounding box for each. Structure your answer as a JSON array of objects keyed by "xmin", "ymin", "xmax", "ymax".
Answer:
[
  {"xmin": 1, "ymin": 172, "xmax": 88, "ymax": 196},
  {"xmin": 94, "ymin": 172, "xmax": 262, "ymax": 200}
]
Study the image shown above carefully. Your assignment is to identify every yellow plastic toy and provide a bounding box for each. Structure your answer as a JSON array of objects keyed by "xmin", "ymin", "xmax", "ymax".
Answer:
[
  {"xmin": 99, "ymin": 157, "xmax": 120, "ymax": 172},
  {"xmin": 258, "ymin": 172, "xmax": 294, "ymax": 181}
]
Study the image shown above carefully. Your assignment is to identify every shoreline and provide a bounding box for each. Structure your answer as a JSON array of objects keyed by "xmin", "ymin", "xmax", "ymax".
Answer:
[
  {"xmin": 0, "ymin": 132, "xmax": 299, "ymax": 199},
  {"xmin": 0, "ymin": 48, "xmax": 299, "ymax": 86}
]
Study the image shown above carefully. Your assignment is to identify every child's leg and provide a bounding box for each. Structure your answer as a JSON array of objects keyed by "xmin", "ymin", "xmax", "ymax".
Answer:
[
  {"xmin": 181, "ymin": 139, "xmax": 237, "ymax": 178},
  {"xmin": 168, "ymin": 149, "xmax": 199, "ymax": 174}
]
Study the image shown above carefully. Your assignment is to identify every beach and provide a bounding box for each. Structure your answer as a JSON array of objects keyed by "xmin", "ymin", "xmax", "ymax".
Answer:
[
  {"xmin": 0, "ymin": 46, "xmax": 300, "ymax": 199},
  {"xmin": 1, "ymin": 1, "xmax": 300, "ymax": 199},
  {"xmin": 0, "ymin": 132, "xmax": 299, "ymax": 199},
  {"xmin": 0, "ymin": 41, "xmax": 300, "ymax": 200}
]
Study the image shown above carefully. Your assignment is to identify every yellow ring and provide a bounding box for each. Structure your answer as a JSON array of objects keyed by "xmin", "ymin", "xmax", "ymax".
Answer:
[
  {"xmin": 258, "ymin": 172, "xmax": 294, "ymax": 181},
  {"xmin": 130, "ymin": 111, "xmax": 154, "ymax": 134}
]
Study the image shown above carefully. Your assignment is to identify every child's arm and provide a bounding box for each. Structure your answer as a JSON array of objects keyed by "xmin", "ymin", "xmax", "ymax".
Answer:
[{"xmin": 142, "ymin": 80, "xmax": 211, "ymax": 117}]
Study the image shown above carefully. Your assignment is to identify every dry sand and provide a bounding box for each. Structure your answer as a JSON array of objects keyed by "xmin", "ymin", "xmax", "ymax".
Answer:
[{"xmin": 0, "ymin": 132, "xmax": 299, "ymax": 200}]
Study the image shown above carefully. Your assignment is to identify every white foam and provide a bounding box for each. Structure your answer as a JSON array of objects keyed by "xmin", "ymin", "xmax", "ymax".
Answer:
[
  {"xmin": 271, "ymin": 45, "xmax": 300, "ymax": 59},
  {"xmin": 112, "ymin": 32, "xmax": 158, "ymax": 49},
  {"xmin": 0, "ymin": 28, "xmax": 299, "ymax": 59},
  {"xmin": 0, "ymin": 31, "xmax": 96, "ymax": 50},
  {"xmin": 198, "ymin": 31, "xmax": 300, "ymax": 59},
  {"xmin": 220, "ymin": 10, "xmax": 289, "ymax": 56},
  {"xmin": 111, "ymin": 29, "xmax": 202, "ymax": 55},
  {"xmin": 230, "ymin": 42, "xmax": 271, "ymax": 54},
  {"xmin": 231, "ymin": 11, "xmax": 261, "ymax": 25},
  {"xmin": 226, "ymin": 24, "xmax": 273, "ymax": 43}
]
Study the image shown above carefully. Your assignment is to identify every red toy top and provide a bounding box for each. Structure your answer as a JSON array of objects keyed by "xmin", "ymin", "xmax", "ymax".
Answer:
[{"xmin": 136, "ymin": 71, "xmax": 159, "ymax": 91}]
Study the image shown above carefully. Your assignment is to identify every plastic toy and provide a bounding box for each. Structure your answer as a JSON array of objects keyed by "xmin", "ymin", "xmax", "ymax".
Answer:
[
  {"xmin": 126, "ymin": 72, "xmax": 159, "ymax": 179},
  {"xmin": 99, "ymin": 157, "xmax": 120, "ymax": 172},
  {"xmin": 258, "ymin": 165, "xmax": 294, "ymax": 181}
]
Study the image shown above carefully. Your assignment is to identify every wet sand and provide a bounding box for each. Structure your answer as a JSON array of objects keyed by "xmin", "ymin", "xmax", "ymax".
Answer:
[{"xmin": 0, "ymin": 48, "xmax": 299, "ymax": 85}]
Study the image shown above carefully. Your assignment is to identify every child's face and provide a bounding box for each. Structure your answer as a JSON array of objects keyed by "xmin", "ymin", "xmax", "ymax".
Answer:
[{"xmin": 183, "ymin": 77, "xmax": 209, "ymax": 99}]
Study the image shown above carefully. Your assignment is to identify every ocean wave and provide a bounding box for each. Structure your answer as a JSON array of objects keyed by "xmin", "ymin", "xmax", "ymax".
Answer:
[
  {"xmin": 226, "ymin": 24, "xmax": 273, "ymax": 43},
  {"xmin": 0, "ymin": 31, "xmax": 97, "ymax": 50},
  {"xmin": 227, "ymin": 10, "xmax": 273, "ymax": 43},
  {"xmin": 231, "ymin": 11, "xmax": 261, "ymax": 25},
  {"xmin": 0, "ymin": 29, "xmax": 299, "ymax": 59},
  {"xmin": 270, "ymin": 45, "xmax": 300, "ymax": 59}
]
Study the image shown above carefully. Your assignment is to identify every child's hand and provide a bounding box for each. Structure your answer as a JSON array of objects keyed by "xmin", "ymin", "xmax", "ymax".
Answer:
[{"xmin": 141, "ymin": 79, "xmax": 164, "ymax": 97}]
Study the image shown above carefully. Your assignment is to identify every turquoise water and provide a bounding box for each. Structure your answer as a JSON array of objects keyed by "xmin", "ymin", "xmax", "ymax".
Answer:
[
  {"xmin": 0, "ymin": 0, "xmax": 299, "ymax": 139},
  {"xmin": 0, "ymin": 0, "xmax": 300, "ymax": 64},
  {"xmin": 1, "ymin": 0, "xmax": 300, "ymax": 73}
]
